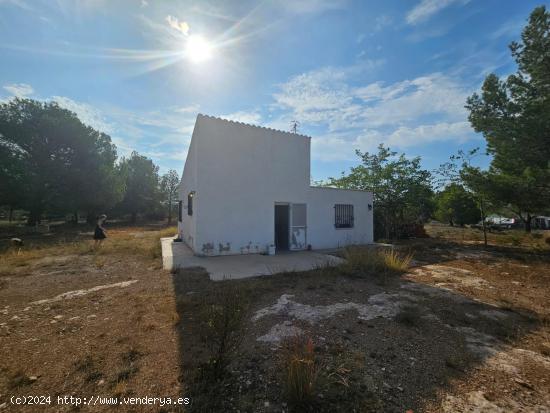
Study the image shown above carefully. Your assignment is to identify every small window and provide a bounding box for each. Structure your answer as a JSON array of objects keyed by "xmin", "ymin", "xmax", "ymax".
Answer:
[
  {"xmin": 335, "ymin": 204, "xmax": 354, "ymax": 228},
  {"xmin": 178, "ymin": 201, "xmax": 183, "ymax": 222},
  {"xmin": 187, "ymin": 192, "xmax": 194, "ymax": 216}
]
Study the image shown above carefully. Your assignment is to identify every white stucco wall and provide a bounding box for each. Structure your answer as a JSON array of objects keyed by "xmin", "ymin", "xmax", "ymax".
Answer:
[
  {"xmin": 177, "ymin": 121, "xmax": 198, "ymax": 250},
  {"xmin": 307, "ymin": 187, "xmax": 373, "ymax": 249},
  {"xmin": 178, "ymin": 114, "xmax": 373, "ymax": 256},
  {"xmin": 191, "ymin": 115, "xmax": 310, "ymax": 255}
]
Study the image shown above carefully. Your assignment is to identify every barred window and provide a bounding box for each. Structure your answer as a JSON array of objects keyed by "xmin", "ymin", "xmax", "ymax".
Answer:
[{"xmin": 335, "ymin": 204, "xmax": 354, "ymax": 228}]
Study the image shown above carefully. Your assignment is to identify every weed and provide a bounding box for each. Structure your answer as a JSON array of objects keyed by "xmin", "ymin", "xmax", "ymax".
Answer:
[
  {"xmin": 280, "ymin": 335, "xmax": 317, "ymax": 410},
  {"xmin": 382, "ymin": 249, "xmax": 412, "ymax": 272},
  {"xmin": 199, "ymin": 282, "xmax": 249, "ymax": 379}
]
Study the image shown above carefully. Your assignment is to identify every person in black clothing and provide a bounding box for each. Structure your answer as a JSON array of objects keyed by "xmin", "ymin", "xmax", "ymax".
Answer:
[{"xmin": 93, "ymin": 214, "xmax": 107, "ymax": 247}]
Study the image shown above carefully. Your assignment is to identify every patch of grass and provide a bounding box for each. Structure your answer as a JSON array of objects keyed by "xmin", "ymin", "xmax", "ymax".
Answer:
[
  {"xmin": 382, "ymin": 249, "xmax": 412, "ymax": 272},
  {"xmin": 280, "ymin": 335, "xmax": 317, "ymax": 411},
  {"xmin": 394, "ymin": 304, "xmax": 421, "ymax": 326},
  {"xmin": 341, "ymin": 246, "xmax": 412, "ymax": 280}
]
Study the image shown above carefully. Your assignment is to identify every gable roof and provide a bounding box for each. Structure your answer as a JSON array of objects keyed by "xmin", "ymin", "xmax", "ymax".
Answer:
[{"xmin": 197, "ymin": 113, "xmax": 311, "ymax": 140}]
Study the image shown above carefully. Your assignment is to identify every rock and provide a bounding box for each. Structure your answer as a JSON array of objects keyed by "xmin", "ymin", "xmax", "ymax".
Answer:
[
  {"xmin": 54, "ymin": 315, "xmax": 63, "ymax": 319},
  {"xmin": 264, "ymin": 401, "xmax": 270, "ymax": 407},
  {"xmin": 29, "ymin": 376, "xmax": 38, "ymax": 381}
]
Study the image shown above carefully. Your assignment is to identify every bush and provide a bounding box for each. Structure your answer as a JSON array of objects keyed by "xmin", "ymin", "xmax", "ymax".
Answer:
[
  {"xmin": 199, "ymin": 282, "xmax": 249, "ymax": 379},
  {"xmin": 280, "ymin": 335, "xmax": 317, "ymax": 410},
  {"xmin": 342, "ymin": 247, "xmax": 412, "ymax": 278}
]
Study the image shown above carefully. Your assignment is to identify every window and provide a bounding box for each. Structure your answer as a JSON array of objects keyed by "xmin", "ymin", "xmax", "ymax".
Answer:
[
  {"xmin": 178, "ymin": 201, "xmax": 183, "ymax": 222},
  {"xmin": 335, "ymin": 204, "xmax": 354, "ymax": 228},
  {"xmin": 187, "ymin": 192, "xmax": 194, "ymax": 216}
]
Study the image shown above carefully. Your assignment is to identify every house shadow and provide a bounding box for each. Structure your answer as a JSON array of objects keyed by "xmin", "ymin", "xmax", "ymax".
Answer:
[{"xmin": 170, "ymin": 245, "xmax": 542, "ymax": 412}]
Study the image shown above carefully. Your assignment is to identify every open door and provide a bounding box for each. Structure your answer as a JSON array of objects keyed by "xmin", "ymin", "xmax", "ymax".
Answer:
[
  {"xmin": 290, "ymin": 203, "xmax": 307, "ymax": 250},
  {"xmin": 274, "ymin": 204, "xmax": 289, "ymax": 251}
]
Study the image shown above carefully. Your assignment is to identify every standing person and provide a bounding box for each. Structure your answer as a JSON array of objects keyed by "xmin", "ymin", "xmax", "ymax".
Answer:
[{"xmin": 93, "ymin": 214, "xmax": 107, "ymax": 247}]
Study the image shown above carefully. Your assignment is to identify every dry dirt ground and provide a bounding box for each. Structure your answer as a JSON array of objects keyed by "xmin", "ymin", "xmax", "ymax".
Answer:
[{"xmin": 0, "ymin": 223, "xmax": 549, "ymax": 412}]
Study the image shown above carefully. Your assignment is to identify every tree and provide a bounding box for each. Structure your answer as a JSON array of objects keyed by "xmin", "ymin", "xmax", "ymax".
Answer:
[
  {"xmin": 0, "ymin": 98, "xmax": 123, "ymax": 225},
  {"xmin": 117, "ymin": 152, "xmax": 161, "ymax": 222},
  {"xmin": 328, "ymin": 144, "xmax": 433, "ymax": 240},
  {"xmin": 465, "ymin": 6, "xmax": 550, "ymax": 232},
  {"xmin": 435, "ymin": 184, "xmax": 480, "ymax": 226},
  {"xmin": 160, "ymin": 169, "xmax": 180, "ymax": 224}
]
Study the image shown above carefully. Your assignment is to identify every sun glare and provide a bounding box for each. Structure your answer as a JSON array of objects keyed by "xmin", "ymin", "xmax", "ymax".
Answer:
[{"xmin": 185, "ymin": 35, "xmax": 213, "ymax": 63}]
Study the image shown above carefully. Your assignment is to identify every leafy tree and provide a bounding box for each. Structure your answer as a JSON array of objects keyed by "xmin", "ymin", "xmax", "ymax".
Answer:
[
  {"xmin": 464, "ymin": 6, "xmax": 550, "ymax": 232},
  {"xmin": 117, "ymin": 151, "xmax": 161, "ymax": 222},
  {"xmin": 0, "ymin": 98, "xmax": 122, "ymax": 225},
  {"xmin": 160, "ymin": 169, "xmax": 180, "ymax": 224},
  {"xmin": 435, "ymin": 183, "xmax": 480, "ymax": 226},
  {"xmin": 328, "ymin": 144, "xmax": 433, "ymax": 240}
]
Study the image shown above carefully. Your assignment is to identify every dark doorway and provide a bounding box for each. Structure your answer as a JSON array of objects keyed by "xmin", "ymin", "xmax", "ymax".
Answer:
[{"xmin": 274, "ymin": 204, "xmax": 289, "ymax": 251}]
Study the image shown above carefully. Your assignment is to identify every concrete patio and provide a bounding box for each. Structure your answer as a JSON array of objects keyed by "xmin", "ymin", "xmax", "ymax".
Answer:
[{"xmin": 161, "ymin": 237, "xmax": 344, "ymax": 280}]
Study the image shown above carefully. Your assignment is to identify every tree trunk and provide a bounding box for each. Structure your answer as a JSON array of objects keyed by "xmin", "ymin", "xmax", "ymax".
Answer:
[
  {"xmin": 449, "ymin": 219, "xmax": 454, "ymax": 227},
  {"xmin": 8, "ymin": 206, "xmax": 13, "ymax": 224},
  {"xmin": 479, "ymin": 197, "xmax": 487, "ymax": 248},
  {"xmin": 27, "ymin": 208, "xmax": 41, "ymax": 226},
  {"xmin": 86, "ymin": 212, "xmax": 97, "ymax": 225},
  {"xmin": 525, "ymin": 213, "xmax": 532, "ymax": 233},
  {"xmin": 73, "ymin": 211, "xmax": 79, "ymax": 225},
  {"xmin": 131, "ymin": 211, "xmax": 137, "ymax": 223},
  {"xmin": 167, "ymin": 194, "xmax": 172, "ymax": 224}
]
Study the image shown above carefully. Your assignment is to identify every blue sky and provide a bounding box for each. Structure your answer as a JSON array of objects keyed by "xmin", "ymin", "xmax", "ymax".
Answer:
[{"xmin": 0, "ymin": 0, "xmax": 542, "ymax": 180}]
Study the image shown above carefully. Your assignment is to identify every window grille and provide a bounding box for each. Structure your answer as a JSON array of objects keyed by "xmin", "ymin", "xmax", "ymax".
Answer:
[{"xmin": 334, "ymin": 204, "xmax": 354, "ymax": 228}]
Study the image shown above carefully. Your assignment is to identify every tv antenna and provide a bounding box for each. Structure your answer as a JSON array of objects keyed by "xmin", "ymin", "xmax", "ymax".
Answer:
[{"xmin": 290, "ymin": 120, "xmax": 300, "ymax": 134}]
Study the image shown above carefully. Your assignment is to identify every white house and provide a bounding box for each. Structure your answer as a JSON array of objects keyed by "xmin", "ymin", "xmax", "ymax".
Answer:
[{"xmin": 177, "ymin": 114, "xmax": 373, "ymax": 256}]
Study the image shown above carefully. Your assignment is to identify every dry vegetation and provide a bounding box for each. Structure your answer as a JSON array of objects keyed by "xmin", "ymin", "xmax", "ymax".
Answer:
[{"xmin": 1, "ymin": 222, "xmax": 549, "ymax": 412}]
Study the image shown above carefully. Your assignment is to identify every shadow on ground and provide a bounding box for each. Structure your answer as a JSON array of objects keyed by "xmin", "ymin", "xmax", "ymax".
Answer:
[{"xmin": 171, "ymin": 246, "xmax": 542, "ymax": 412}]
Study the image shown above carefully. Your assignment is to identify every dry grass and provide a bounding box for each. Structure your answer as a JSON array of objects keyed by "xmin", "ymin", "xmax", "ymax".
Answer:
[
  {"xmin": 341, "ymin": 246, "xmax": 412, "ymax": 278},
  {"xmin": 280, "ymin": 335, "xmax": 317, "ymax": 410},
  {"xmin": 425, "ymin": 223, "xmax": 550, "ymax": 251},
  {"xmin": 0, "ymin": 226, "xmax": 177, "ymax": 275}
]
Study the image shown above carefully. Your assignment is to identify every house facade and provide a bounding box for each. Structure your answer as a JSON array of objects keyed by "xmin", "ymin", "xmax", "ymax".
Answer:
[{"xmin": 177, "ymin": 114, "xmax": 373, "ymax": 256}]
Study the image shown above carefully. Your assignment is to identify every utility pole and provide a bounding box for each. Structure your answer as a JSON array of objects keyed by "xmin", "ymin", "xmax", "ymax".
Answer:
[{"xmin": 290, "ymin": 120, "xmax": 300, "ymax": 134}]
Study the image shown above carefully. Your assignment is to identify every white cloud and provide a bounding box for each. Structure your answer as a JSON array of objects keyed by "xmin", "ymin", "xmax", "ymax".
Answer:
[
  {"xmin": 0, "ymin": 0, "xmax": 34, "ymax": 11},
  {"xmin": 406, "ymin": 0, "xmax": 469, "ymax": 25},
  {"xmin": 374, "ymin": 15, "xmax": 393, "ymax": 31},
  {"xmin": 272, "ymin": 65, "xmax": 476, "ymax": 161},
  {"xmin": 385, "ymin": 121, "xmax": 473, "ymax": 147},
  {"xmin": 52, "ymin": 96, "xmax": 112, "ymax": 133},
  {"xmin": 165, "ymin": 15, "xmax": 189, "ymax": 35},
  {"xmin": 140, "ymin": 0, "xmax": 148, "ymax": 7},
  {"xmin": 3, "ymin": 83, "xmax": 34, "ymax": 97},
  {"xmin": 221, "ymin": 110, "xmax": 263, "ymax": 125}
]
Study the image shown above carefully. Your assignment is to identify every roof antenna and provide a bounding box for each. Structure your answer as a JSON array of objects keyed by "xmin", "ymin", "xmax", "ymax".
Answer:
[{"xmin": 290, "ymin": 120, "xmax": 300, "ymax": 134}]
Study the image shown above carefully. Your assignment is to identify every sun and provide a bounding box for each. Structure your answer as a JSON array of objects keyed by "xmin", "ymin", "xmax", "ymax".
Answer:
[{"xmin": 185, "ymin": 35, "xmax": 213, "ymax": 63}]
